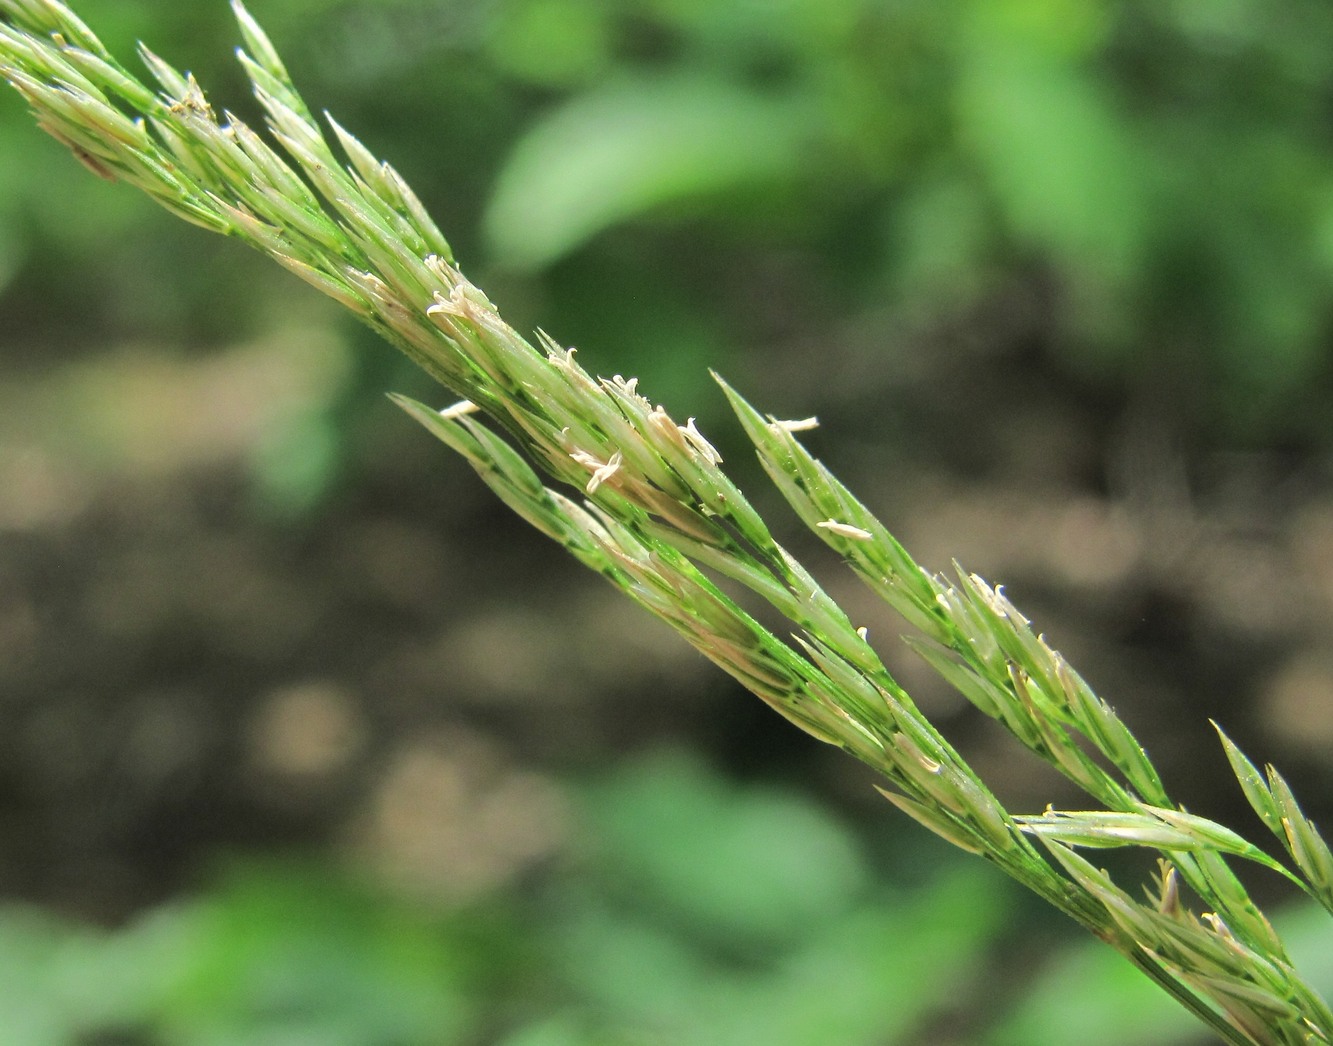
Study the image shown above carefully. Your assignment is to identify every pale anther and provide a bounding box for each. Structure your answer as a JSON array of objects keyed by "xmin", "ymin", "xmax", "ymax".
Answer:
[
  {"xmin": 772, "ymin": 416, "xmax": 820, "ymax": 433},
  {"xmin": 679, "ymin": 417, "xmax": 722, "ymax": 465},
  {"xmin": 585, "ymin": 451, "xmax": 624, "ymax": 494},
  {"xmin": 438, "ymin": 399, "xmax": 479, "ymax": 419},
  {"xmin": 817, "ymin": 520, "xmax": 874, "ymax": 540}
]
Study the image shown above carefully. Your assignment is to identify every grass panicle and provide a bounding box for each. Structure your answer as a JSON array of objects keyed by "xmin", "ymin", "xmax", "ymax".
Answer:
[{"xmin": 3, "ymin": 2, "xmax": 1331, "ymax": 1041}]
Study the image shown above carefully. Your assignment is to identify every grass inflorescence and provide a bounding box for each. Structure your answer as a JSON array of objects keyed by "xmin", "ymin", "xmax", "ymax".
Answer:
[{"xmin": 2, "ymin": 2, "xmax": 1331, "ymax": 1041}]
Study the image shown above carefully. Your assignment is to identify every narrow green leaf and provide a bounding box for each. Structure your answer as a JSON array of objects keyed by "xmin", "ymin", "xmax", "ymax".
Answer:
[
  {"xmin": 903, "ymin": 636, "xmax": 1004, "ymax": 719},
  {"xmin": 1018, "ymin": 811, "xmax": 1205, "ymax": 851},
  {"xmin": 1213, "ymin": 723, "xmax": 1285, "ymax": 839},
  {"xmin": 1140, "ymin": 807, "xmax": 1293, "ymax": 880},
  {"xmin": 875, "ymin": 787, "xmax": 985, "ymax": 856},
  {"xmin": 1267, "ymin": 769, "xmax": 1333, "ymax": 902},
  {"xmin": 135, "ymin": 43, "xmax": 188, "ymax": 97},
  {"xmin": 230, "ymin": 0, "xmax": 291, "ymax": 85},
  {"xmin": 484, "ymin": 75, "xmax": 810, "ymax": 269},
  {"xmin": 1183, "ymin": 848, "xmax": 1290, "ymax": 962}
]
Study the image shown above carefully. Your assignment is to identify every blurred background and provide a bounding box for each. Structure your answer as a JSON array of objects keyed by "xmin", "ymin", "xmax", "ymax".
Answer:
[{"xmin": 2, "ymin": 0, "xmax": 1333, "ymax": 1042}]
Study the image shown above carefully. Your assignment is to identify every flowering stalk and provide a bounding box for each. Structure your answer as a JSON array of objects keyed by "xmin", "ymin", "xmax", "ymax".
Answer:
[{"xmin": 2, "ymin": 2, "xmax": 1331, "ymax": 1041}]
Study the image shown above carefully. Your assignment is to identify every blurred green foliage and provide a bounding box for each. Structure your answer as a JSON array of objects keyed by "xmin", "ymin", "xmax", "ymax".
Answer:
[
  {"xmin": 11, "ymin": 748, "xmax": 1302, "ymax": 1046},
  {"xmin": 8, "ymin": 0, "xmax": 1333, "ymax": 454}
]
